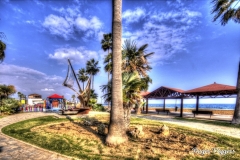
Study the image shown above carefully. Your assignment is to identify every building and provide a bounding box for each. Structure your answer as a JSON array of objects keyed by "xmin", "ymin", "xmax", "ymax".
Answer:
[{"xmin": 28, "ymin": 93, "xmax": 43, "ymax": 105}]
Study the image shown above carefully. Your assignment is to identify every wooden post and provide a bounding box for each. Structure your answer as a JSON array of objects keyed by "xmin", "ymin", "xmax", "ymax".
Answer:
[
  {"xmin": 163, "ymin": 99, "xmax": 166, "ymax": 111},
  {"xmin": 180, "ymin": 96, "xmax": 183, "ymax": 117},
  {"xmin": 142, "ymin": 99, "xmax": 145, "ymax": 111},
  {"xmin": 196, "ymin": 95, "xmax": 199, "ymax": 112},
  {"xmin": 146, "ymin": 98, "xmax": 148, "ymax": 114}
]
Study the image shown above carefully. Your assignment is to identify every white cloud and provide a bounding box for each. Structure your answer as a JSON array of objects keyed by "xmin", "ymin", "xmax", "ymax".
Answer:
[
  {"xmin": 43, "ymin": 6, "xmax": 103, "ymax": 40},
  {"xmin": 149, "ymin": 9, "xmax": 202, "ymax": 26},
  {"xmin": 33, "ymin": 0, "xmax": 44, "ymax": 7},
  {"xmin": 48, "ymin": 47, "xmax": 98, "ymax": 64},
  {"xmin": 43, "ymin": 14, "xmax": 73, "ymax": 40},
  {"xmin": 41, "ymin": 88, "xmax": 55, "ymax": 91},
  {"xmin": 122, "ymin": 7, "xmax": 146, "ymax": 23},
  {"xmin": 0, "ymin": 63, "xmax": 46, "ymax": 77},
  {"xmin": 25, "ymin": 20, "xmax": 35, "ymax": 25},
  {"xmin": 122, "ymin": 7, "xmax": 202, "ymax": 65},
  {"xmin": 0, "ymin": 64, "xmax": 74, "ymax": 99}
]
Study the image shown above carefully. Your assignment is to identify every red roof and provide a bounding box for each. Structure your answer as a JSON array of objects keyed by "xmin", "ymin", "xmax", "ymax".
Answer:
[
  {"xmin": 162, "ymin": 86, "xmax": 184, "ymax": 93},
  {"xmin": 48, "ymin": 94, "xmax": 64, "ymax": 99},
  {"xmin": 184, "ymin": 82, "xmax": 236, "ymax": 93},
  {"xmin": 140, "ymin": 91, "xmax": 150, "ymax": 96}
]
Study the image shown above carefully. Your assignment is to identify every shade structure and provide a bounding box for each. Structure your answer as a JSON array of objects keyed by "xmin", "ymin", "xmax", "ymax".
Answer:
[
  {"xmin": 184, "ymin": 82, "xmax": 237, "ymax": 98},
  {"xmin": 144, "ymin": 86, "xmax": 184, "ymax": 99},
  {"xmin": 143, "ymin": 86, "xmax": 185, "ymax": 116},
  {"xmin": 140, "ymin": 91, "xmax": 150, "ymax": 97},
  {"xmin": 142, "ymin": 83, "xmax": 237, "ymax": 117}
]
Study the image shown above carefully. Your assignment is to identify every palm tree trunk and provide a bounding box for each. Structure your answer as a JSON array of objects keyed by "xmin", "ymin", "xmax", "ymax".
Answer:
[
  {"xmin": 83, "ymin": 82, "xmax": 84, "ymax": 91},
  {"xmin": 232, "ymin": 62, "xmax": 240, "ymax": 124},
  {"xmin": 108, "ymin": 49, "xmax": 110, "ymax": 108},
  {"xmin": 92, "ymin": 76, "xmax": 94, "ymax": 89},
  {"xmin": 123, "ymin": 103, "xmax": 132, "ymax": 129},
  {"xmin": 106, "ymin": 0, "xmax": 127, "ymax": 146}
]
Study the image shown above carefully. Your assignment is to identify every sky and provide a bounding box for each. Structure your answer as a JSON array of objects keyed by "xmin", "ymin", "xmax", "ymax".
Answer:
[{"xmin": 0, "ymin": 0, "xmax": 239, "ymax": 104}]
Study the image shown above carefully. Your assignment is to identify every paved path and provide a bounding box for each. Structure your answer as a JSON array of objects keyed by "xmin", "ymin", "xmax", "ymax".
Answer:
[
  {"xmin": 0, "ymin": 112, "xmax": 71, "ymax": 160},
  {"xmin": 132, "ymin": 114, "xmax": 240, "ymax": 139}
]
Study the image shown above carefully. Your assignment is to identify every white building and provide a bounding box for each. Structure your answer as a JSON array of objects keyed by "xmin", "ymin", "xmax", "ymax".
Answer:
[{"xmin": 28, "ymin": 93, "xmax": 43, "ymax": 105}]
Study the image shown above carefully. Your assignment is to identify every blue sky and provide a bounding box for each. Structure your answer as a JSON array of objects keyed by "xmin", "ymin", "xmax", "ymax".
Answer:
[{"xmin": 0, "ymin": 0, "xmax": 239, "ymax": 104}]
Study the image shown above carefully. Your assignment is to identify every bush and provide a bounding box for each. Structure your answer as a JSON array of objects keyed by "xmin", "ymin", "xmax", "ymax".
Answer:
[
  {"xmin": 0, "ymin": 98, "xmax": 20, "ymax": 115},
  {"xmin": 92, "ymin": 104, "xmax": 105, "ymax": 111}
]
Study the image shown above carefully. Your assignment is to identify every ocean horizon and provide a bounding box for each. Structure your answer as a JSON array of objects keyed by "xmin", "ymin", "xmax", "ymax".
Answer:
[
  {"xmin": 103, "ymin": 104, "xmax": 235, "ymax": 110},
  {"xmin": 146, "ymin": 104, "xmax": 235, "ymax": 110}
]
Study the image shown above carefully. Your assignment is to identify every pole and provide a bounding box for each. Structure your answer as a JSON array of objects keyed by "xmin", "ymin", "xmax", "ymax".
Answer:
[{"xmin": 68, "ymin": 59, "xmax": 81, "ymax": 91}]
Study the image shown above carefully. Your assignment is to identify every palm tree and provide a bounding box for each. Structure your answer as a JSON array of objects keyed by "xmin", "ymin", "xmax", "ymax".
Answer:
[
  {"xmin": 211, "ymin": 1, "xmax": 240, "ymax": 124},
  {"xmin": 211, "ymin": 0, "xmax": 240, "ymax": 25},
  {"xmin": 77, "ymin": 68, "xmax": 89, "ymax": 90},
  {"xmin": 86, "ymin": 58, "xmax": 100, "ymax": 89},
  {"xmin": 101, "ymin": 33, "xmax": 112, "ymax": 82},
  {"xmin": 71, "ymin": 95, "xmax": 76, "ymax": 102},
  {"xmin": 0, "ymin": 40, "xmax": 6, "ymax": 63},
  {"xmin": 101, "ymin": 71, "xmax": 151, "ymax": 128},
  {"xmin": 233, "ymin": 62, "xmax": 240, "ymax": 124},
  {"xmin": 122, "ymin": 39, "xmax": 154, "ymax": 77},
  {"xmin": 106, "ymin": 0, "xmax": 127, "ymax": 146}
]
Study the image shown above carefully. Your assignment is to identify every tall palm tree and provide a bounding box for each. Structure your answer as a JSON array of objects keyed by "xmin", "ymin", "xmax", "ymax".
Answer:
[
  {"xmin": 211, "ymin": 0, "xmax": 240, "ymax": 25},
  {"xmin": 233, "ymin": 62, "xmax": 240, "ymax": 124},
  {"xmin": 106, "ymin": 0, "xmax": 127, "ymax": 146},
  {"xmin": 77, "ymin": 68, "xmax": 89, "ymax": 90},
  {"xmin": 17, "ymin": 92, "xmax": 22, "ymax": 101},
  {"xmin": 0, "ymin": 40, "xmax": 6, "ymax": 63},
  {"xmin": 101, "ymin": 71, "xmax": 151, "ymax": 127},
  {"xmin": 86, "ymin": 58, "xmax": 100, "ymax": 89},
  {"xmin": 211, "ymin": 1, "xmax": 240, "ymax": 124},
  {"xmin": 122, "ymin": 39, "xmax": 154, "ymax": 77},
  {"xmin": 101, "ymin": 33, "xmax": 112, "ymax": 82}
]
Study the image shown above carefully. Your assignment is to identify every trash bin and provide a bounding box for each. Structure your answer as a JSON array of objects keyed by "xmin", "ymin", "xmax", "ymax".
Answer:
[{"xmin": 175, "ymin": 106, "xmax": 178, "ymax": 112}]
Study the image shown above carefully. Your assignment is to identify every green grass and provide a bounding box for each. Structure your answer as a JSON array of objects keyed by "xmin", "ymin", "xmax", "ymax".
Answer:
[
  {"xmin": 2, "ymin": 116, "xmax": 240, "ymax": 160},
  {"xmin": 174, "ymin": 117, "xmax": 240, "ymax": 128}
]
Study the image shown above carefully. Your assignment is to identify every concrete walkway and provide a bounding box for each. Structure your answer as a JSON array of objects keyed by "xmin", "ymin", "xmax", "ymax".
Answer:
[
  {"xmin": 132, "ymin": 113, "xmax": 240, "ymax": 139},
  {"xmin": 0, "ymin": 112, "xmax": 71, "ymax": 160}
]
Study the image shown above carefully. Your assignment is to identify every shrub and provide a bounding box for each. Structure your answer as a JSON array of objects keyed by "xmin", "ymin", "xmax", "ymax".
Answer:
[{"xmin": 0, "ymin": 98, "xmax": 20, "ymax": 115}]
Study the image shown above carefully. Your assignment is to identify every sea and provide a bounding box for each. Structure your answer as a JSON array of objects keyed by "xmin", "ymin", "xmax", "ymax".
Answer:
[
  {"xmin": 147, "ymin": 104, "xmax": 235, "ymax": 110},
  {"xmin": 103, "ymin": 104, "xmax": 235, "ymax": 110}
]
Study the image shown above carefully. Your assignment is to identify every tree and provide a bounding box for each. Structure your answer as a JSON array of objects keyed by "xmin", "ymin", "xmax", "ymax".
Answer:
[
  {"xmin": 232, "ymin": 62, "xmax": 240, "ymax": 124},
  {"xmin": 211, "ymin": 0, "xmax": 240, "ymax": 124},
  {"xmin": 0, "ymin": 40, "xmax": 6, "ymax": 63},
  {"xmin": 106, "ymin": 0, "xmax": 128, "ymax": 146},
  {"xmin": 122, "ymin": 39, "xmax": 154, "ymax": 78},
  {"xmin": 102, "ymin": 33, "xmax": 113, "ymax": 108},
  {"xmin": 86, "ymin": 58, "xmax": 100, "ymax": 89},
  {"xmin": 101, "ymin": 33, "xmax": 112, "ymax": 82},
  {"xmin": 0, "ymin": 85, "xmax": 16, "ymax": 99},
  {"xmin": 211, "ymin": 0, "xmax": 240, "ymax": 25},
  {"xmin": 77, "ymin": 68, "xmax": 89, "ymax": 90},
  {"xmin": 101, "ymin": 71, "xmax": 150, "ymax": 128}
]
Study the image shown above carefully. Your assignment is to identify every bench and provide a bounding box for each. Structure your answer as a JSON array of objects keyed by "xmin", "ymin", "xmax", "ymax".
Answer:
[
  {"xmin": 192, "ymin": 110, "xmax": 213, "ymax": 118},
  {"xmin": 155, "ymin": 109, "xmax": 170, "ymax": 115}
]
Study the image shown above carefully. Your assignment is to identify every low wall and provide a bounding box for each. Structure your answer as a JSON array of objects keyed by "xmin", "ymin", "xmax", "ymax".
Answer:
[{"xmin": 147, "ymin": 107, "xmax": 234, "ymax": 115}]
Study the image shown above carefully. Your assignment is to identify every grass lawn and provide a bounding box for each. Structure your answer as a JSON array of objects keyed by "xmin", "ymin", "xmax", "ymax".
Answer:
[
  {"xmin": 174, "ymin": 117, "xmax": 240, "ymax": 129},
  {"xmin": 2, "ymin": 115, "xmax": 240, "ymax": 160}
]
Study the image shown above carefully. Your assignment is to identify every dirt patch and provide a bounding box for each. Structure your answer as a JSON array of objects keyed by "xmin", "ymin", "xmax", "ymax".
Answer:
[{"xmin": 31, "ymin": 120, "xmax": 216, "ymax": 160}]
